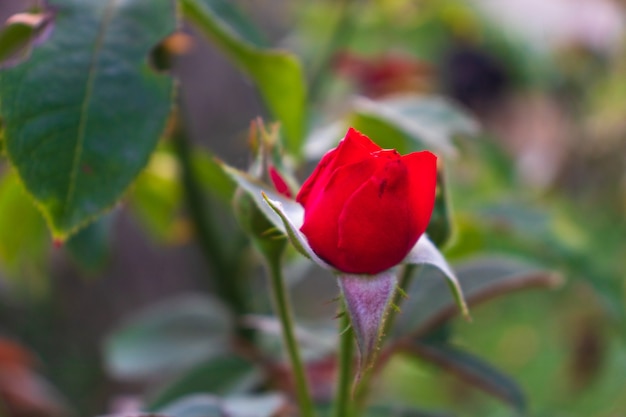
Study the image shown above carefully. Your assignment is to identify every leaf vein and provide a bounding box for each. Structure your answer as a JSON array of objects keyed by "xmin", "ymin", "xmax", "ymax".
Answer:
[{"xmin": 64, "ymin": 0, "xmax": 119, "ymax": 219}]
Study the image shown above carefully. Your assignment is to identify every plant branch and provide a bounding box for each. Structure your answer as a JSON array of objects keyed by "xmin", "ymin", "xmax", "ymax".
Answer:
[
  {"xmin": 332, "ymin": 310, "xmax": 354, "ymax": 417},
  {"xmin": 266, "ymin": 257, "xmax": 315, "ymax": 417}
]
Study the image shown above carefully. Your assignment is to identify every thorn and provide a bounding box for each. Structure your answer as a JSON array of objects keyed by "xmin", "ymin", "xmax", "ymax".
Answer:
[
  {"xmin": 339, "ymin": 323, "xmax": 352, "ymax": 336},
  {"xmin": 334, "ymin": 311, "xmax": 346, "ymax": 320},
  {"xmin": 396, "ymin": 286, "xmax": 408, "ymax": 299},
  {"xmin": 261, "ymin": 227, "xmax": 283, "ymax": 238},
  {"xmin": 324, "ymin": 295, "xmax": 342, "ymax": 306},
  {"xmin": 52, "ymin": 238, "xmax": 63, "ymax": 248}
]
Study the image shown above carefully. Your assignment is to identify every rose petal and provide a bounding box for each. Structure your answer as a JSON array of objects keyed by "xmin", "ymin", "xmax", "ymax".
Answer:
[
  {"xmin": 300, "ymin": 158, "xmax": 380, "ymax": 270},
  {"xmin": 268, "ymin": 166, "xmax": 293, "ymax": 198},
  {"xmin": 296, "ymin": 147, "xmax": 338, "ymax": 206},
  {"xmin": 297, "ymin": 128, "xmax": 380, "ymax": 207},
  {"xmin": 402, "ymin": 151, "xmax": 438, "ymax": 238},
  {"xmin": 334, "ymin": 159, "xmax": 414, "ymax": 274}
]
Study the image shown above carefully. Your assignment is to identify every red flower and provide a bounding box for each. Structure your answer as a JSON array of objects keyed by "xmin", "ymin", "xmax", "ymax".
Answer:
[
  {"xmin": 296, "ymin": 128, "xmax": 437, "ymax": 274},
  {"xmin": 268, "ymin": 165, "xmax": 293, "ymax": 199}
]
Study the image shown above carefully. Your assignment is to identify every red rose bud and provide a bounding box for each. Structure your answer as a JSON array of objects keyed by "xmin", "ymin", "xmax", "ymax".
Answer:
[
  {"xmin": 296, "ymin": 128, "xmax": 437, "ymax": 274},
  {"xmin": 268, "ymin": 165, "xmax": 293, "ymax": 199}
]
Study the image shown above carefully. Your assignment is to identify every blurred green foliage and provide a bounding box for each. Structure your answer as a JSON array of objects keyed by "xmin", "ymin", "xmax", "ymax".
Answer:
[{"xmin": 0, "ymin": 0, "xmax": 624, "ymax": 416}]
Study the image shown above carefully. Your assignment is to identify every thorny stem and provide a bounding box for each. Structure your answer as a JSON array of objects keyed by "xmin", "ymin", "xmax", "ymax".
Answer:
[
  {"xmin": 332, "ymin": 310, "xmax": 354, "ymax": 417},
  {"xmin": 266, "ymin": 258, "xmax": 316, "ymax": 417}
]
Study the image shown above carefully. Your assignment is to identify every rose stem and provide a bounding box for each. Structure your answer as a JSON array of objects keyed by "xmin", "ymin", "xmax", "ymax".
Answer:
[
  {"xmin": 266, "ymin": 257, "xmax": 316, "ymax": 417},
  {"xmin": 332, "ymin": 309, "xmax": 354, "ymax": 417},
  {"xmin": 354, "ymin": 264, "xmax": 421, "ymax": 411}
]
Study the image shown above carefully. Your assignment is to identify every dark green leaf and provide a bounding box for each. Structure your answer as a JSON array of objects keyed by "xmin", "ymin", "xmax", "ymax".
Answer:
[
  {"xmin": 0, "ymin": 0, "xmax": 176, "ymax": 239},
  {"xmin": 148, "ymin": 355, "xmax": 262, "ymax": 410},
  {"xmin": 104, "ymin": 294, "xmax": 235, "ymax": 380},
  {"xmin": 404, "ymin": 341, "xmax": 526, "ymax": 412},
  {"xmin": 392, "ymin": 256, "xmax": 562, "ymax": 341},
  {"xmin": 0, "ymin": 117, "xmax": 4, "ymax": 154},
  {"xmin": 181, "ymin": 0, "xmax": 307, "ymax": 156},
  {"xmin": 190, "ymin": 0, "xmax": 268, "ymax": 47},
  {"xmin": 365, "ymin": 404, "xmax": 455, "ymax": 417}
]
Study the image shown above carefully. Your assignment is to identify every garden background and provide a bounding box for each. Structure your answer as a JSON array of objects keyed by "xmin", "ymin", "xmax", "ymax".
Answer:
[{"xmin": 0, "ymin": 1, "xmax": 624, "ymax": 417}]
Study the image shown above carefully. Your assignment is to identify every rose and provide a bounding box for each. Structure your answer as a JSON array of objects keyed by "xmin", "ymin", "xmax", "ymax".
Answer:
[
  {"xmin": 268, "ymin": 165, "xmax": 293, "ymax": 199},
  {"xmin": 296, "ymin": 128, "xmax": 437, "ymax": 274}
]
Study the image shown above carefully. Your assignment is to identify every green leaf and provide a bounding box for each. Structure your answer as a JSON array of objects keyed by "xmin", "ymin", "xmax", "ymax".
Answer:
[
  {"xmin": 404, "ymin": 235, "xmax": 470, "ymax": 321},
  {"xmin": 392, "ymin": 256, "xmax": 562, "ymax": 341},
  {"xmin": 404, "ymin": 341, "xmax": 526, "ymax": 412},
  {"xmin": 351, "ymin": 113, "xmax": 415, "ymax": 154},
  {"xmin": 0, "ymin": 0, "xmax": 176, "ymax": 239},
  {"xmin": 148, "ymin": 354, "xmax": 262, "ymax": 410},
  {"xmin": 104, "ymin": 294, "xmax": 235, "ymax": 380},
  {"xmin": 304, "ymin": 95, "xmax": 478, "ymax": 161},
  {"xmin": 181, "ymin": 0, "xmax": 307, "ymax": 155},
  {"xmin": 365, "ymin": 404, "xmax": 455, "ymax": 417},
  {"xmin": 188, "ymin": 0, "xmax": 267, "ymax": 47},
  {"xmin": 352, "ymin": 95, "xmax": 478, "ymax": 158},
  {"xmin": 0, "ymin": 171, "xmax": 48, "ymax": 274}
]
